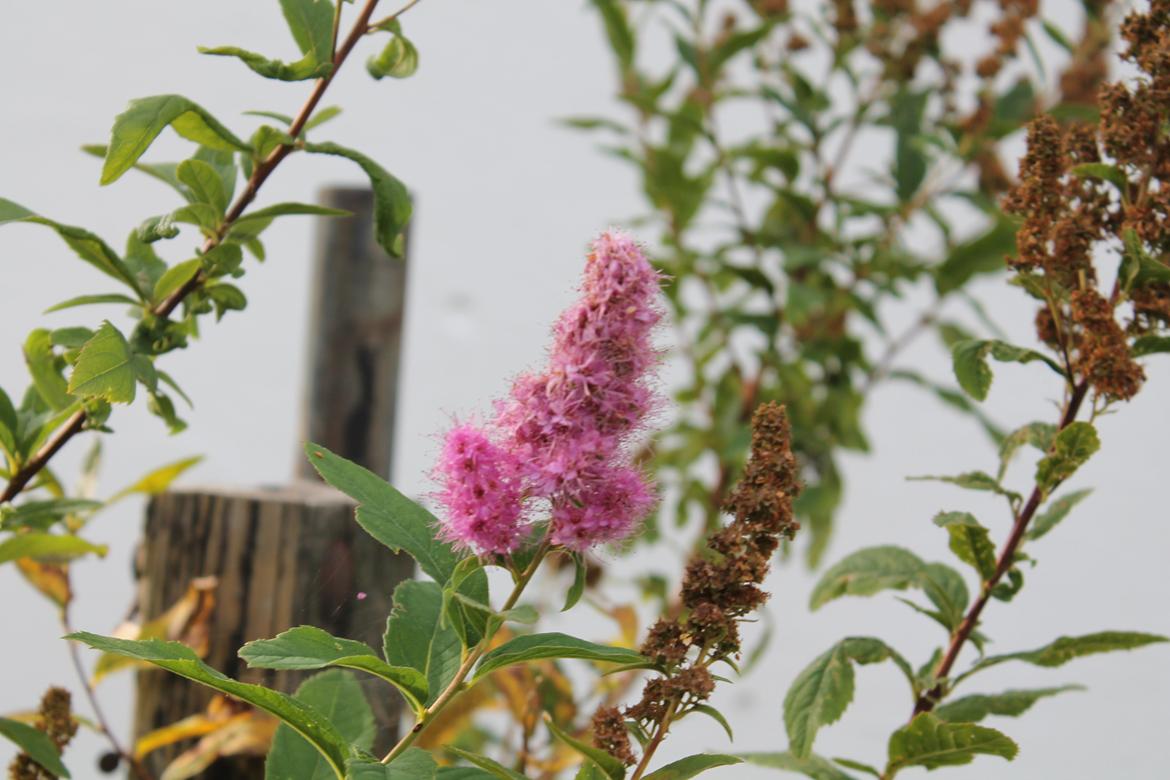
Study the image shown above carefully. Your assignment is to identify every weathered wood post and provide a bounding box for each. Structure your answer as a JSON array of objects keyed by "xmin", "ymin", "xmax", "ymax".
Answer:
[{"xmin": 133, "ymin": 188, "xmax": 414, "ymax": 777}]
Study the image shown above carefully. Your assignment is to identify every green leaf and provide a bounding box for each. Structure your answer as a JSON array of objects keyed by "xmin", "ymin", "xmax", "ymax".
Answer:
[
  {"xmin": 977, "ymin": 631, "xmax": 1168, "ymax": 670},
  {"xmin": 934, "ymin": 220, "xmax": 1016, "ymax": 295},
  {"xmin": 0, "ymin": 717, "xmax": 71, "ymax": 778},
  {"xmin": 932, "ymin": 512, "xmax": 997, "ymax": 581},
  {"xmin": 809, "ymin": 546, "xmax": 924, "ymax": 609},
  {"xmin": 918, "ymin": 563, "xmax": 970, "ymax": 631},
  {"xmin": 2, "ymin": 498, "xmax": 102, "ymax": 532},
  {"xmin": 305, "ymin": 444, "xmax": 468, "ymax": 585},
  {"xmin": 240, "ymin": 626, "xmax": 426, "ymax": 712},
  {"xmin": 348, "ymin": 750, "xmax": 438, "ymax": 779},
  {"xmin": 474, "ymin": 632, "xmax": 647, "ymax": 680},
  {"xmin": 1027, "ymin": 488, "xmax": 1092, "ymax": 541},
  {"xmin": 934, "ymin": 686, "xmax": 1083, "ymax": 723},
  {"xmin": 302, "ymin": 143, "xmax": 411, "ymax": 257},
  {"xmin": 101, "ymin": 95, "xmax": 249, "ymax": 185},
  {"xmin": 44, "ymin": 293, "xmax": 140, "ymax": 313},
  {"xmin": 738, "ymin": 752, "xmax": 859, "ymax": 779},
  {"xmin": 305, "ymin": 444, "xmax": 489, "ymax": 644},
  {"xmin": 1035, "ymin": 422, "xmax": 1099, "ymax": 494},
  {"xmin": 784, "ymin": 638, "xmax": 911, "ymax": 758},
  {"xmin": 153, "ymin": 258, "xmax": 203, "ymax": 304},
  {"xmin": 0, "ymin": 198, "xmax": 140, "ymax": 292},
  {"xmin": 590, "ymin": 0, "xmax": 635, "ymax": 72},
  {"xmin": 545, "ymin": 717, "xmax": 626, "ymax": 780},
  {"xmin": 563, "ymin": 551, "xmax": 587, "ymax": 611},
  {"xmin": 997, "ymin": 422, "xmax": 1056, "ymax": 480},
  {"xmin": 885, "ymin": 714, "xmax": 1017, "ymax": 772},
  {"xmin": 446, "ymin": 748, "xmax": 527, "ymax": 780},
  {"xmin": 68, "ymin": 633, "xmax": 353, "ymax": 779},
  {"xmin": 689, "ymin": 703, "xmax": 733, "ymax": 742},
  {"xmin": 908, "ymin": 471, "xmax": 1019, "ymax": 502},
  {"xmin": 384, "ymin": 580, "xmax": 460, "ymax": 707},
  {"xmin": 199, "ymin": 45, "xmax": 332, "ymax": 82},
  {"xmin": 176, "ymin": 159, "xmax": 229, "ymax": 213},
  {"xmin": 643, "ymin": 754, "xmax": 742, "ymax": 780},
  {"xmin": 1132, "ymin": 334, "xmax": 1170, "ymax": 357},
  {"xmin": 229, "ymin": 202, "xmax": 350, "ymax": 236},
  {"xmin": 266, "ymin": 670, "xmax": 374, "ymax": 780},
  {"xmin": 107, "ymin": 456, "xmax": 202, "ymax": 503},
  {"xmin": 0, "ymin": 533, "xmax": 106, "ymax": 566},
  {"xmin": 1070, "ymin": 162, "xmax": 1128, "ymax": 189},
  {"xmin": 67, "ymin": 322, "xmax": 137, "ymax": 403},
  {"xmin": 24, "ymin": 329, "xmax": 72, "ymax": 410},
  {"xmin": 280, "ymin": 0, "xmax": 335, "ymax": 64},
  {"xmin": 951, "ymin": 339, "xmax": 1062, "ymax": 402},
  {"xmin": 368, "ymin": 34, "xmax": 419, "ymax": 79}
]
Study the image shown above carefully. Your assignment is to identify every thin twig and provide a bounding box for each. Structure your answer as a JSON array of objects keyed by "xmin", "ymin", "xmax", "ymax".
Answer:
[
  {"xmin": 63, "ymin": 607, "xmax": 153, "ymax": 780},
  {"xmin": 913, "ymin": 378, "xmax": 1091, "ymax": 715},
  {"xmin": 367, "ymin": 0, "xmax": 423, "ymax": 32}
]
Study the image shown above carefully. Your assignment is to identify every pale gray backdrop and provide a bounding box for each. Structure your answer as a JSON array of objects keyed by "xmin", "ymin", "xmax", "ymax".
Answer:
[{"xmin": 1, "ymin": 2, "xmax": 1166, "ymax": 778}]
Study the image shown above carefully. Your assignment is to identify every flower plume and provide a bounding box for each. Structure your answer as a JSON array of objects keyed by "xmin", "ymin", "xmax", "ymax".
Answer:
[{"xmin": 433, "ymin": 230, "xmax": 664, "ymax": 553}]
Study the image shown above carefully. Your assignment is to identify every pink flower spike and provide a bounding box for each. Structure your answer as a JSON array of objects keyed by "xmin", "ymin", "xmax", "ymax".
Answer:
[{"xmin": 433, "ymin": 423, "xmax": 526, "ymax": 554}]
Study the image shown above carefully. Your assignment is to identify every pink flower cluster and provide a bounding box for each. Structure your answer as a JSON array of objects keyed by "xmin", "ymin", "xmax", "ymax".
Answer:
[{"xmin": 432, "ymin": 230, "xmax": 663, "ymax": 553}]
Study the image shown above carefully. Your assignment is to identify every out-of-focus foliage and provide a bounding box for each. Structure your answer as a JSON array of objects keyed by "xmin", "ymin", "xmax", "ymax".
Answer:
[{"xmin": 576, "ymin": 0, "xmax": 1114, "ymax": 562}]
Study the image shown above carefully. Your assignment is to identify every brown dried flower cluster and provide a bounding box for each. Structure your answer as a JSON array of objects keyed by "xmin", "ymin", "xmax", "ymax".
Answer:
[
  {"xmin": 9, "ymin": 687, "xmax": 76, "ymax": 780},
  {"xmin": 1001, "ymin": 0, "xmax": 1170, "ymax": 403},
  {"xmin": 592, "ymin": 403, "xmax": 801, "ymax": 766}
]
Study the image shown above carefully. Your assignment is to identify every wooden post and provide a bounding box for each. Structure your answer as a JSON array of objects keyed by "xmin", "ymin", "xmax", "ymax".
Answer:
[{"xmin": 133, "ymin": 189, "xmax": 413, "ymax": 777}]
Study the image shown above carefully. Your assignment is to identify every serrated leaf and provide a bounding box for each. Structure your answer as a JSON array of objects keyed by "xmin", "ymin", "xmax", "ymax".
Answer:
[
  {"xmin": 886, "ymin": 714, "xmax": 1017, "ymax": 772},
  {"xmin": 101, "ymin": 95, "xmax": 249, "ymax": 185},
  {"xmin": 67, "ymin": 633, "xmax": 353, "ymax": 779},
  {"xmin": 384, "ymin": 580, "xmax": 460, "ymax": 707},
  {"xmin": 1027, "ymin": 488, "xmax": 1092, "ymax": 541},
  {"xmin": 934, "ymin": 685, "xmax": 1082, "ymax": 723},
  {"xmin": 1035, "ymin": 422, "xmax": 1099, "ymax": 493},
  {"xmin": 643, "ymin": 754, "xmax": 742, "ymax": 780},
  {"xmin": 0, "ymin": 716, "xmax": 71, "ymax": 778},
  {"xmin": 1, "ymin": 198, "xmax": 140, "ymax": 292},
  {"xmin": 809, "ymin": 546, "xmax": 924, "ymax": 609},
  {"xmin": 474, "ymin": 633, "xmax": 647, "ymax": 680},
  {"xmin": 977, "ymin": 631, "xmax": 1168, "ymax": 670},
  {"xmin": 738, "ymin": 752, "xmax": 859, "ymax": 779},
  {"xmin": 784, "ymin": 638, "xmax": 910, "ymax": 758},
  {"xmin": 997, "ymin": 422, "xmax": 1056, "ymax": 480},
  {"xmin": 68, "ymin": 322, "xmax": 137, "ymax": 403},
  {"xmin": 240, "ymin": 625, "xmax": 426, "ymax": 712},
  {"xmin": 302, "ymin": 142, "xmax": 411, "ymax": 257},
  {"xmin": 908, "ymin": 471, "xmax": 1019, "ymax": 501},
  {"xmin": 932, "ymin": 512, "xmax": 997, "ymax": 581},
  {"xmin": 266, "ymin": 670, "xmax": 374, "ymax": 780}
]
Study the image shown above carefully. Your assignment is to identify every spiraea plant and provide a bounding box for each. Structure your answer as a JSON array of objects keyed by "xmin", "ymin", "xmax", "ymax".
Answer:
[
  {"xmin": 66, "ymin": 232, "xmax": 798, "ymax": 779},
  {"xmin": 740, "ymin": 2, "xmax": 1170, "ymax": 777},
  {"xmin": 578, "ymin": 0, "xmax": 1117, "ymax": 563},
  {"xmin": 1, "ymin": 0, "xmax": 421, "ymax": 776}
]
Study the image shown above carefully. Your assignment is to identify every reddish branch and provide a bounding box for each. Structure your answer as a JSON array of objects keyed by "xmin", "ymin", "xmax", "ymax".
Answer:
[
  {"xmin": 913, "ymin": 378, "xmax": 1091, "ymax": 715},
  {"xmin": 1, "ymin": 0, "xmax": 391, "ymax": 507}
]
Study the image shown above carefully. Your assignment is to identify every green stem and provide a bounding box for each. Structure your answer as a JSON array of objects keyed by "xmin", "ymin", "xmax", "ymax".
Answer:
[{"xmin": 381, "ymin": 542, "xmax": 552, "ymax": 764}]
